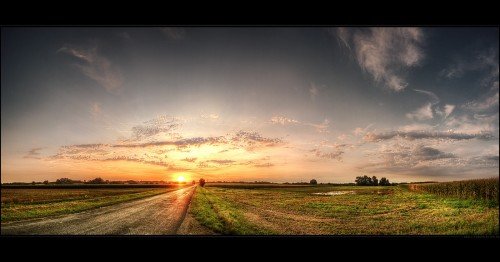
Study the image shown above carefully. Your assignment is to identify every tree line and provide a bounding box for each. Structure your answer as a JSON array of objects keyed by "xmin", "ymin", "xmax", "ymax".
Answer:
[{"xmin": 355, "ymin": 175, "xmax": 391, "ymax": 186}]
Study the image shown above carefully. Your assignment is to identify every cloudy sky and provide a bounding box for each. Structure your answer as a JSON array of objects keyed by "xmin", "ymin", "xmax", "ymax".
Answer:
[{"xmin": 1, "ymin": 27, "xmax": 498, "ymax": 183}]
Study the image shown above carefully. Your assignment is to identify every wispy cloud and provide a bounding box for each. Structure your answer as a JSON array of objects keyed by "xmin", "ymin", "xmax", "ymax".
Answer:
[
  {"xmin": 160, "ymin": 28, "xmax": 186, "ymax": 40},
  {"xmin": 89, "ymin": 102, "xmax": 102, "ymax": 118},
  {"xmin": 58, "ymin": 45, "xmax": 123, "ymax": 94},
  {"xmin": 407, "ymin": 89, "xmax": 456, "ymax": 121},
  {"xmin": 463, "ymin": 92, "xmax": 499, "ymax": 112},
  {"xmin": 231, "ymin": 131, "xmax": 284, "ymax": 150},
  {"xmin": 309, "ymin": 82, "xmax": 319, "ymax": 100},
  {"xmin": 413, "ymin": 89, "xmax": 439, "ymax": 105},
  {"xmin": 310, "ymin": 148, "xmax": 344, "ymax": 161},
  {"xmin": 269, "ymin": 115, "xmax": 330, "ymax": 133},
  {"xmin": 130, "ymin": 115, "xmax": 181, "ymax": 141},
  {"xmin": 360, "ymin": 141, "xmax": 498, "ymax": 177},
  {"xmin": 182, "ymin": 157, "xmax": 197, "ymax": 163},
  {"xmin": 364, "ymin": 130, "xmax": 495, "ymax": 142},
  {"xmin": 440, "ymin": 48, "xmax": 498, "ymax": 80},
  {"xmin": 435, "ymin": 104, "xmax": 455, "ymax": 119},
  {"xmin": 270, "ymin": 116, "xmax": 300, "ymax": 125},
  {"xmin": 335, "ymin": 28, "xmax": 424, "ymax": 91},
  {"xmin": 406, "ymin": 103, "xmax": 434, "ymax": 121},
  {"xmin": 207, "ymin": 159, "xmax": 236, "ymax": 165},
  {"xmin": 200, "ymin": 114, "xmax": 219, "ymax": 120},
  {"xmin": 23, "ymin": 147, "xmax": 43, "ymax": 159}
]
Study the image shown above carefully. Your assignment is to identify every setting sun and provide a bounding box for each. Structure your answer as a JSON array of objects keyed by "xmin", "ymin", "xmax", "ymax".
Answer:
[{"xmin": 176, "ymin": 176, "xmax": 186, "ymax": 183}]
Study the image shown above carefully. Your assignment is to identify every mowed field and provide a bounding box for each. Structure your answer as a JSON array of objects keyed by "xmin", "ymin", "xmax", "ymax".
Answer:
[
  {"xmin": 189, "ymin": 183, "xmax": 499, "ymax": 235},
  {"xmin": 1, "ymin": 186, "xmax": 182, "ymax": 223}
]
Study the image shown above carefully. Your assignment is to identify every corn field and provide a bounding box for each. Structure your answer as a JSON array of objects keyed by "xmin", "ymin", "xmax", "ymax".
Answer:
[{"xmin": 408, "ymin": 177, "xmax": 499, "ymax": 204}]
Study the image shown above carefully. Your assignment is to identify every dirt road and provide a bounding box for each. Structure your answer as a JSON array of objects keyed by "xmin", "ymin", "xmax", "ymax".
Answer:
[{"xmin": 1, "ymin": 186, "xmax": 196, "ymax": 235}]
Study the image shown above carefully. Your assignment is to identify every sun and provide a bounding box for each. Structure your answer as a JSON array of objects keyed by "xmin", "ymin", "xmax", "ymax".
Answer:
[{"xmin": 176, "ymin": 175, "xmax": 186, "ymax": 183}]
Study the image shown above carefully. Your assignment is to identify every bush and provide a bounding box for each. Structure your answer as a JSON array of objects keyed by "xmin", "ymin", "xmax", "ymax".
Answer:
[
  {"xmin": 310, "ymin": 179, "xmax": 318, "ymax": 185},
  {"xmin": 199, "ymin": 178, "xmax": 206, "ymax": 187}
]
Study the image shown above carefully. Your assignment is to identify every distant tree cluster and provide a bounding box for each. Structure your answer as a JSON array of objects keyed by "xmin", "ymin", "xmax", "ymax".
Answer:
[
  {"xmin": 355, "ymin": 175, "xmax": 390, "ymax": 186},
  {"xmin": 199, "ymin": 178, "xmax": 206, "ymax": 187},
  {"xmin": 310, "ymin": 179, "xmax": 318, "ymax": 185}
]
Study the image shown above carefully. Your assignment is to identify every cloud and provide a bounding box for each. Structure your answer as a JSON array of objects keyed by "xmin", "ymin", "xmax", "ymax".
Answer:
[
  {"xmin": 406, "ymin": 103, "xmax": 433, "ymax": 121},
  {"xmin": 310, "ymin": 148, "xmax": 344, "ymax": 161},
  {"xmin": 160, "ymin": 28, "xmax": 186, "ymax": 40},
  {"xmin": 413, "ymin": 89, "xmax": 439, "ymax": 105},
  {"xmin": 463, "ymin": 92, "xmax": 499, "ymax": 112},
  {"xmin": 335, "ymin": 27, "xmax": 351, "ymax": 49},
  {"xmin": 207, "ymin": 159, "xmax": 236, "ymax": 165},
  {"xmin": 58, "ymin": 45, "xmax": 123, "ymax": 94},
  {"xmin": 309, "ymin": 82, "xmax": 319, "ymax": 100},
  {"xmin": 269, "ymin": 116, "xmax": 329, "ymax": 133},
  {"xmin": 270, "ymin": 116, "xmax": 300, "ymax": 125},
  {"xmin": 114, "ymin": 136, "xmax": 226, "ymax": 148},
  {"xmin": 231, "ymin": 131, "xmax": 284, "ymax": 150},
  {"xmin": 444, "ymin": 113, "xmax": 498, "ymax": 134},
  {"xmin": 130, "ymin": 115, "xmax": 181, "ymax": 140},
  {"xmin": 102, "ymin": 156, "xmax": 172, "ymax": 168},
  {"xmin": 23, "ymin": 147, "xmax": 43, "ymax": 159},
  {"xmin": 353, "ymin": 124, "xmax": 375, "ymax": 136},
  {"xmin": 253, "ymin": 163, "xmax": 274, "ymax": 168},
  {"xmin": 335, "ymin": 28, "xmax": 424, "ymax": 91},
  {"xmin": 360, "ymin": 142, "xmax": 497, "ymax": 177},
  {"xmin": 407, "ymin": 89, "xmax": 456, "ymax": 121},
  {"xmin": 435, "ymin": 104, "xmax": 455, "ymax": 118},
  {"xmin": 182, "ymin": 157, "xmax": 197, "ymax": 163},
  {"xmin": 200, "ymin": 114, "xmax": 219, "ymax": 120},
  {"xmin": 443, "ymin": 47, "xmax": 498, "ymax": 113},
  {"xmin": 364, "ymin": 130, "xmax": 495, "ymax": 142},
  {"xmin": 440, "ymin": 47, "xmax": 498, "ymax": 80},
  {"xmin": 90, "ymin": 102, "xmax": 102, "ymax": 118}
]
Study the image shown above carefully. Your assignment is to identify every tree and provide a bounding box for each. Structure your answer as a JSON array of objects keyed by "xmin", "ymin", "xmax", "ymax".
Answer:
[
  {"xmin": 192, "ymin": 180, "xmax": 196, "ymax": 185},
  {"xmin": 310, "ymin": 179, "xmax": 318, "ymax": 185},
  {"xmin": 43, "ymin": 180, "xmax": 49, "ymax": 185},
  {"xmin": 199, "ymin": 178, "xmax": 206, "ymax": 187},
  {"xmin": 56, "ymin": 178, "xmax": 73, "ymax": 184},
  {"xmin": 379, "ymin": 177, "xmax": 390, "ymax": 186},
  {"xmin": 355, "ymin": 175, "xmax": 373, "ymax": 186},
  {"xmin": 88, "ymin": 177, "xmax": 105, "ymax": 184},
  {"xmin": 372, "ymin": 176, "xmax": 378, "ymax": 186}
]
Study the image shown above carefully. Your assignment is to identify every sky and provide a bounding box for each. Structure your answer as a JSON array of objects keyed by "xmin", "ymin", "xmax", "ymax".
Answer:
[{"xmin": 1, "ymin": 27, "xmax": 499, "ymax": 183}]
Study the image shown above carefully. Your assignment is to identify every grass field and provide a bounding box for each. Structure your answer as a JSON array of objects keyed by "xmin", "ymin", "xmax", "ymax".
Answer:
[
  {"xmin": 1, "ymin": 187, "xmax": 177, "ymax": 223},
  {"xmin": 190, "ymin": 184, "xmax": 499, "ymax": 235}
]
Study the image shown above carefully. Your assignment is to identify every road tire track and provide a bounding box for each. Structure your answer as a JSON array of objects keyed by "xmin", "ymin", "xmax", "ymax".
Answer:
[{"xmin": 1, "ymin": 186, "xmax": 196, "ymax": 235}]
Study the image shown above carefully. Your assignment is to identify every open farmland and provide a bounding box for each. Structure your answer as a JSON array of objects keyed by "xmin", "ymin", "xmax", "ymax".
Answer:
[
  {"xmin": 189, "ymin": 184, "xmax": 499, "ymax": 235},
  {"xmin": 1, "ymin": 186, "xmax": 182, "ymax": 223}
]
